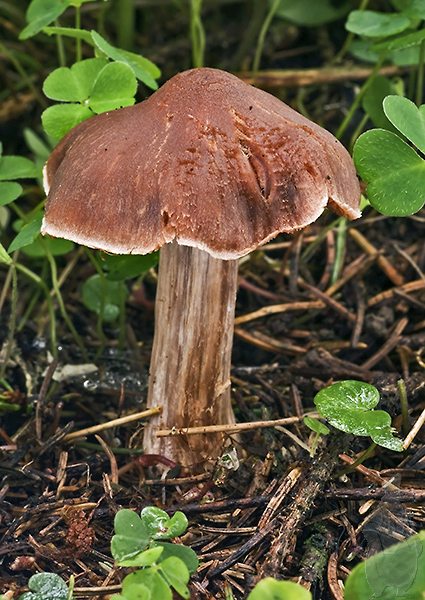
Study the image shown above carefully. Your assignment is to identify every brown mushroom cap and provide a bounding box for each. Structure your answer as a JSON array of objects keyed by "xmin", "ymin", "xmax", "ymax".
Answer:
[{"xmin": 42, "ymin": 67, "xmax": 360, "ymax": 259}]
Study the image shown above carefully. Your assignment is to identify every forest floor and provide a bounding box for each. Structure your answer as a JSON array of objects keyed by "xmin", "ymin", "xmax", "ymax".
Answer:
[{"xmin": 1, "ymin": 2, "xmax": 425, "ymax": 599}]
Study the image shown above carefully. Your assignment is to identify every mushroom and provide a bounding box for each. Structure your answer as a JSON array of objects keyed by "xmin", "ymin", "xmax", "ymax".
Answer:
[{"xmin": 42, "ymin": 67, "xmax": 361, "ymax": 465}]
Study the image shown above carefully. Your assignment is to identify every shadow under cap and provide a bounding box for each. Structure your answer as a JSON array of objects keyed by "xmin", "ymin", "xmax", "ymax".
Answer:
[{"xmin": 42, "ymin": 67, "xmax": 361, "ymax": 259}]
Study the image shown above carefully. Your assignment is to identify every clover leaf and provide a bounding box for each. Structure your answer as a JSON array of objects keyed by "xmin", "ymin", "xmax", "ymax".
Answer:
[
  {"xmin": 158, "ymin": 556, "xmax": 190, "ymax": 599},
  {"xmin": 8, "ymin": 213, "xmax": 44, "ymax": 254},
  {"xmin": 354, "ymin": 95, "xmax": 425, "ymax": 217},
  {"xmin": 345, "ymin": 10, "xmax": 411, "ymax": 37},
  {"xmin": 119, "ymin": 569, "xmax": 172, "ymax": 600},
  {"xmin": 110, "ymin": 584, "xmax": 151, "ymax": 600},
  {"xmin": 20, "ymin": 573, "xmax": 72, "ymax": 600},
  {"xmin": 314, "ymin": 380, "xmax": 403, "ymax": 451},
  {"xmin": 111, "ymin": 509, "xmax": 150, "ymax": 565},
  {"xmin": 152, "ymin": 542, "xmax": 199, "ymax": 575},
  {"xmin": 383, "ymin": 95, "xmax": 425, "ymax": 154},
  {"xmin": 42, "ymin": 58, "xmax": 138, "ymax": 139},
  {"xmin": 82, "ymin": 275, "xmax": 128, "ymax": 322},
  {"xmin": 0, "ymin": 142, "xmax": 41, "ymax": 207},
  {"xmin": 40, "ymin": 28, "xmax": 161, "ymax": 89},
  {"xmin": 20, "ymin": 0, "xmax": 71, "ymax": 40},
  {"xmin": 353, "ymin": 127, "xmax": 425, "ymax": 216},
  {"xmin": 140, "ymin": 507, "xmax": 188, "ymax": 540}
]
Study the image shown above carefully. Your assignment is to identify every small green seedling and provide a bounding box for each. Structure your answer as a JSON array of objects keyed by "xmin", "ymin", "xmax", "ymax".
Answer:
[
  {"xmin": 314, "ymin": 380, "xmax": 403, "ymax": 452},
  {"xmin": 303, "ymin": 416, "xmax": 330, "ymax": 457},
  {"xmin": 19, "ymin": 573, "xmax": 74, "ymax": 600},
  {"xmin": 110, "ymin": 507, "xmax": 199, "ymax": 600}
]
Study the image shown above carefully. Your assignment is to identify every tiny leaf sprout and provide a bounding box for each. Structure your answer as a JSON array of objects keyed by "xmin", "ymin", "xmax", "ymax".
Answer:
[
  {"xmin": 303, "ymin": 416, "xmax": 330, "ymax": 457},
  {"xmin": 314, "ymin": 380, "xmax": 403, "ymax": 452},
  {"xmin": 110, "ymin": 507, "xmax": 198, "ymax": 600}
]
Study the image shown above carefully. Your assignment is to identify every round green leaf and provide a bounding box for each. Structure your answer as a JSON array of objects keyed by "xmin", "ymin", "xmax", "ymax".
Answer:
[
  {"xmin": 154, "ymin": 542, "xmax": 199, "ymax": 575},
  {"xmin": 314, "ymin": 381, "xmax": 403, "ymax": 451},
  {"xmin": 20, "ymin": 0, "xmax": 69, "ymax": 39},
  {"xmin": 43, "ymin": 58, "xmax": 108, "ymax": 102},
  {"xmin": 401, "ymin": 0, "xmax": 425, "ymax": 19},
  {"xmin": 8, "ymin": 213, "xmax": 43, "ymax": 254},
  {"xmin": 344, "ymin": 531, "xmax": 425, "ymax": 600},
  {"xmin": 111, "ymin": 583, "xmax": 151, "ymax": 600},
  {"xmin": 383, "ymin": 96, "xmax": 425, "ymax": 155},
  {"xmin": 274, "ymin": 0, "xmax": 351, "ymax": 26},
  {"xmin": 82, "ymin": 274, "xmax": 128, "ymax": 322},
  {"xmin": 20, "ymin": 573, "xmax": 69, "ymax": 600},
  {"xmin": 0, "ymin": 155, "xmax": 40, "ymax": 181},
  {"xmin": 111, "ymin": 509, "xmax": 149, "ymax": 564},
  {"xmin": 304, "ymin": 416, "xmax": 330, "ymax": 435},
  {"xmin": 140, "ymin": 507, "xmax": 188, "ymax": 540},
  {"xmin": 353, "ymin": 128, "xmax": 425, "ymax": 216},
  {"xmin": 89, "ymin": 62, "xmax": 137, "ymax": 113},
  {"xmin": 122, "ymin": 570, "xmax": 172, "ymax": 600},
  {"xmin": 345, "ymin": 10, "xmax": 411, "ymax": 37},
  {"xmin": 0, "ymin": 181, "xmax": 22, "ymax": 205},
  {"xmin": 21, "ymin": 236, "xmax": 74, "ymax": 258},
  {"xmin": 362, "ymin": 77, "xmax": 400, "ymax": 133},
  {"xmin": 42, "ymin": 104, "xmax": 93, "ymax": 140},
  {"xmin": 120, "ymin": 546, "xmax": 164, "ymax": 568},
  {"xmin": 159, "ymin": 556, "xmax": 190, "ymax": 599},
  {"xmin": 102, "ymin": 252, "xmax": 159, "ymax": 281},
  {"xmin": 247, "ymin": 577, "xmax": 312, "ymax": 600}
]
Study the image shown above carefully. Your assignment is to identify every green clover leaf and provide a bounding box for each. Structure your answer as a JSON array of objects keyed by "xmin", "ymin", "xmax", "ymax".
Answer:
[
  {"xmin": 110, "ymin": 509, "xmax": 150, "ymax": 565},
  {"xmin": 345, "ymin": 10, "xmax": 411, "ymax": 38},
  {"xmin": 41, "ymin": 104, "xmax": 93, "ymax": 140},
  {"xmin": 140, "ymin": 507, "xmax": 188, "ymax": 540},
  {"xmin": 43, "ymin": 58, "xmax": 108, "ymax": 102},
  {"xmin": 383, "ymin": 95, "xmax": 425, "ymax": 154},
  {"xmin": 152, "ymin": 542, "xmax": 199, "ymax": 575},
  {"xmin": 42, "ymin": 58, "xmax": 138, "ymax": 139},
  {"xmin": 353, "ymin": 128, "xmax": 425, "ymax": 216},
  {"xmin": 159, "ymin": 556, "xmax": 190, "ymax": 599},
  {"xmin": 121, "ymin": 569, "xmax": 171, "ymax": 600},
  {"xmin": 82, "ymin": 275, "xmax": 129, "ymax": 322},
  {"xmin": 20, "ymin": 0, "xmax": 71, "ymax": 40}
]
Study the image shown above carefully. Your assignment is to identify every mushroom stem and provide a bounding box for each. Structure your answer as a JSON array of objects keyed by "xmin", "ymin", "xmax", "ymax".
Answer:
[{"xmin": 144, "ymin": 241, "xmax": 238, "ymax": 464}]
